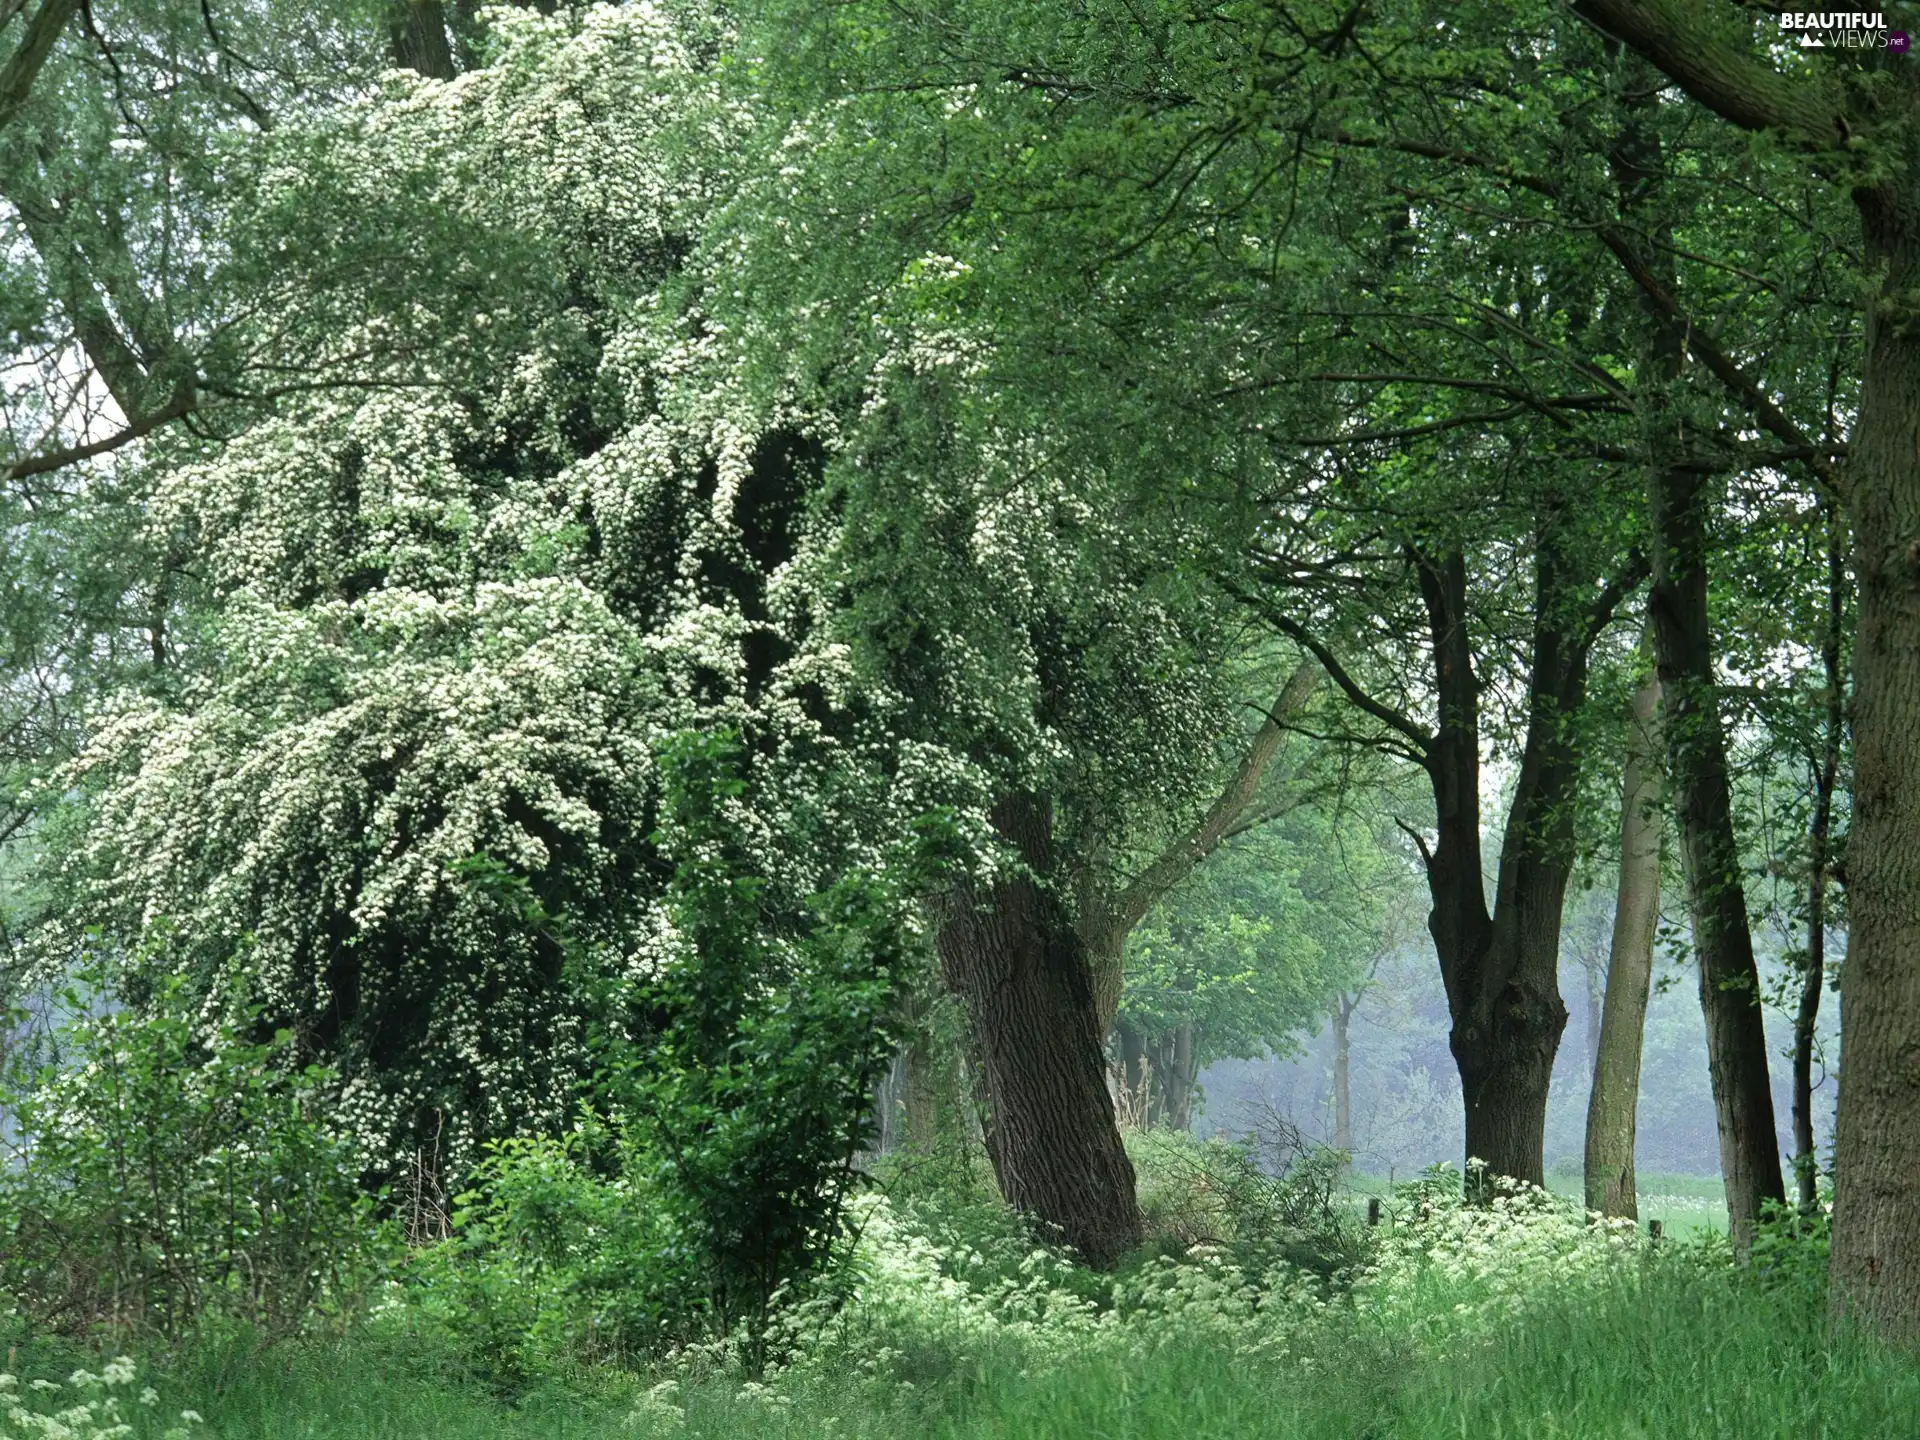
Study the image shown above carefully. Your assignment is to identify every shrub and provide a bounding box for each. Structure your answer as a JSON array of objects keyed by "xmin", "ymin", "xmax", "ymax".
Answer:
[
  {"xmin": 0, "ymin": 954, "xmax": 386, "ymax": 1341},
  {"xmin": 398, "ymin": 732, "xmax": 956, "ymax": 1379},
  {"xmin": 1127, "ymin": 1127, "xmax": 1361, "ymax": 1275},
  {"xmin": 1750, "ymin": 1196, "xmax": 1831, "ymax": 1305},
  {"xmin": 613, "ymin": 732, "xmax": 946, "ymax": 1353},
  {"xmin": 391, "ymin": 1124, "xmax": 677, "ymax": 1386}
]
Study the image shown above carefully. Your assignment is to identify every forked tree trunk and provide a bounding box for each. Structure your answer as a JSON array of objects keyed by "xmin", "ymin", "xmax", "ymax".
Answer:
[
  {"xmin": 1417, "ymin": 537, "xmax": 1606, "ymax": 1190},
  {"xmin": 1830, "ymin": 177, "xmax": 1920, "ymax": 1341},
  {"xmin": 1585, "ymin": 658, "xmax": 1663, "ymax": 1219},
  {"xmin": 937, "ymin": 792, "xmax": 1143, "ymax": 1267}
]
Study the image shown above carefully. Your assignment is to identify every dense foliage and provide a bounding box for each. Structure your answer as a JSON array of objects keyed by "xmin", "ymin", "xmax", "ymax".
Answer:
[{"xmin": 0, "ymin": 0, "xmax": 1911, "ymax": 1429}]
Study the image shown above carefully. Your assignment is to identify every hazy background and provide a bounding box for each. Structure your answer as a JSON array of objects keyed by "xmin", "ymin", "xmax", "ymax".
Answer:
[{"xmin": 1196, "ymin": 898, "xmax": 1842, "ymax": 1185}]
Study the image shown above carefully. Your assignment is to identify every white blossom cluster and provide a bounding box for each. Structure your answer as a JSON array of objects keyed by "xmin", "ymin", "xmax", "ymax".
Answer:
[
  {"xmin": 43, "ymin": 0, "xmax": 1273, "ymax": 1178},
  {"xmin": 45, "ymin": 3, "xmax": 921, "ymax": 1178},
  {"xmin": 0, "ymin": 1361, "xmax": 200, "ymax": 1440}
]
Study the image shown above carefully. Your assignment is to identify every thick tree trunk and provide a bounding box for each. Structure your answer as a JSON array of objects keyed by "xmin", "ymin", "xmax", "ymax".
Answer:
[
  {"xmin": 1417, "ymin": 543, "xmax": 1595, "ymax": 1190},
  {"xmin": 1585, "ymin": 659, "xmax": 1663, "ymax": 1219},
  {"xmin": 937, "ymin": 792, "xmax": 1143, "ymax": 1267},
  {"xmin": 1647, "ymin": 461, "xmax": 1785, "ymax": 1248},
  {"xmin": 1830, "ymin": 179, "xmax": 1920, "ymax": 1341},
  {"xmin": 389, "ymin": 1, "xmax": 456, "ymax": 80},
  {"xmin": 1332, "ymin": 996, "xmax": 1354, "ymax": 1156}
]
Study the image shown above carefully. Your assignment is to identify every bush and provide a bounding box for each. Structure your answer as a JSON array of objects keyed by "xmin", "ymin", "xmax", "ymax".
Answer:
[
  {"xmin": 613, "ymin": 733, "xmax": 946, "ymax": 1353},
  {"xmin": 395, "ymin": 732, "xmax": 956, "ymax": 1380},
  {"xmin": 391, "ymin": 1124, "xmax": 678, "ymax": 1387},
  {"xmin": 1750, "ymin": 1196, "xmax": 1831, "ymax": 1305},
  {"xmin": 0, "ymin": 954, "xmax": 386, "ymax": 1341},
  {"xmin": 1127, "ymin": 1128, "xmax": 1361, "ymax": 1276}
]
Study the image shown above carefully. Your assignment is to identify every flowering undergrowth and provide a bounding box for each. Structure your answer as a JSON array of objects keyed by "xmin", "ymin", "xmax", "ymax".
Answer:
[{"xmin": 607, "ymin": 1155, "xmax": 1690, "ymax": 1411}]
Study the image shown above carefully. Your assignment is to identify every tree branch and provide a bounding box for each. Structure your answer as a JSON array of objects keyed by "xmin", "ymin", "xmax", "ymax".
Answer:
[
  {"xmin": 1594, "ymin": 224, "xmax": 1846, "ymax": 497},
  {"xmin": 0, "ymin": 0, "xmax": 79, "ymax": 135},
  {"xmin": 1107, "ymin": 659, "xmax": 1323, "ymax": 936},
  {"xmin": 1567, "ymin": 0, "xmax": 1845, "ymax": 147},
  {"xmin": 3, "ymin": 378, "xmax": 193, "ymax": 482},
  {"xmin": 1251, "ymin": 606, "xmax": 1433, "ymax": 755}
]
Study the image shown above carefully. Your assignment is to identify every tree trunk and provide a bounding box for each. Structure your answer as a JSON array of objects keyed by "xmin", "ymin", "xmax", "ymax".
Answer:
[
  {"xmin": 1085, "ymin": 924, "xmax": 1126, "ymax": 1052},
  {"xmin": 1417, "ymin": 540, "xmax": 1599, "ymax": 1190},
  {"xmin": 1583, "ymin": 960, "xmax": 1603, "ymax": 1079},
  {"xmin": 1585, "ymin": 656, "xmax": 1663, "ymax": 1219},
  {"xmin": 1557, "ymin": 0, "xmax": 1918, "ymax": 1343},
  {"xmin": 1160, "ymin": 1023, "xmax": 1196, "ymax": 1131},
  {"xmin": 1114, "ymin": 1015, "xmax": 1150, "ymax": 1127},
  {"xmin": 1793, "ymin": 504, "xmax": 1845, "ymax": 1214},
  {"xmin": 937, "ymin": 792, "xmax": 1143, "ymax": 1267},
  {"xmin": 389, "ymin": 1, "xmax": 456, "ymax": 80},
  {"xmin": 1332, "ymin": 994, "xmax": 1354, "ymax": 1156},
  {"xmin": 1601, "ymin": 86, "xmax": 1786, "ymax": 1247},
  {"xmin": 902, "ymin": 1033, "xmax": 940, "ymax": 1149},
  {"xmin": 1830, "ymin": 177, "xmax": 1920, "ymax": 1342},
  {"xmin": 1647, "ymin": 461, "xmax": 1786, "ymax": 1248}
]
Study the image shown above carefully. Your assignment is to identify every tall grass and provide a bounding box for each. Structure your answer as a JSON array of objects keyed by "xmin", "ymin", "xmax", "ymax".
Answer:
[
  {"xmin": 0, "ymin": 1147, "xmax": 1891, "ymax": 1440},
  {"xmin": 10, "ymin": 1256, "xmax": 1903, "ymax": 1440}
]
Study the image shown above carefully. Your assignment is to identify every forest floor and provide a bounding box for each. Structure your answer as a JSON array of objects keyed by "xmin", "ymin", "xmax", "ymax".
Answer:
[
  {"xmin": 2, "ymin": 1167, "xmax": 1893, "ymax": 1440},
  {"xmin": 32, "ymin": 1268, "xmax": 1905, "ymax": 1440}
]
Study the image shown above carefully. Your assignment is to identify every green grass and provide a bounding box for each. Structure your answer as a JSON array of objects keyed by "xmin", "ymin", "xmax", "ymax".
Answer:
[{"xmin": 13, "ymin": 1264, "xmax": 1902, "ymax": 1440}]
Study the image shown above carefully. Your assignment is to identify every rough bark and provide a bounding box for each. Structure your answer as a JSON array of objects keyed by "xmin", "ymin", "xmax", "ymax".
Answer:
[
  {"xmin": 1830, "ymin": 174, "xmax": 1920, "ymax": 1339},
  {"xmin": 937, "ymin": 792, "xmax": 1143, "ymax": 1267},
  {"xmin": 1584, "ymin": 656, "xmax": 1663, "ymax": 1219}
]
